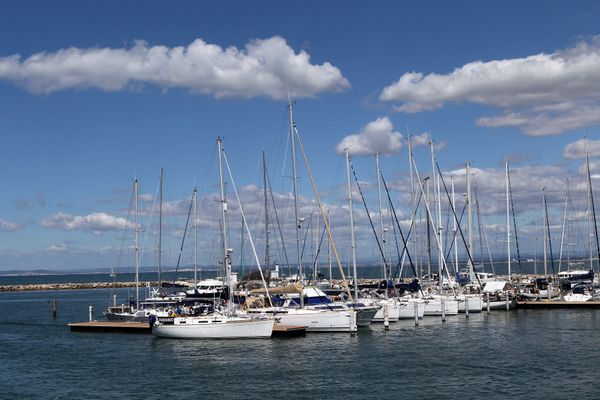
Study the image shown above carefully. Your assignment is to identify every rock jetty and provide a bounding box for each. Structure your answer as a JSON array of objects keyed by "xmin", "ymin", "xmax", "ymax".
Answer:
[{"xmin": 0, "ymin": 281, "xmax": 158, "ymax": 292}]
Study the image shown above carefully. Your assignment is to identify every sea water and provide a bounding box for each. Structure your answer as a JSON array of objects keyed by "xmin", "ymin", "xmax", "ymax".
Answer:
[{"xmin": 0, "ymin": 286, "xmax": 598, "ymax": 399}]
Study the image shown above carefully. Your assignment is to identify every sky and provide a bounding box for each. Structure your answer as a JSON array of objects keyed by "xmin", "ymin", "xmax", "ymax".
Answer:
[{"xmin": 2, "ymin": 0, "xmax": 600, "ymax": 272}]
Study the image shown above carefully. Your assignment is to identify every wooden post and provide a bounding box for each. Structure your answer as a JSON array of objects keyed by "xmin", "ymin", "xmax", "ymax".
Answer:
[
  {"xmin": 414, "ymin": 301, "xmax": 419, "ymax": 326},
  {"xmin": 486, "ymin": 292, "xmax": 490, "ymax": 314},
  {"xmin": 52, "ymin": 299, "xmax": 57, "ymax": 319},
  {"xmin": 441, "ymin": 298, "xmax": 446, "ymax": 322},
  {"xmin": 465, "ymin": 296, "xmax": 469, "ymax": 318},
  {"xmin": 349, "ymin": 309, "xmax": 357, "ymax": 335},
  {"xmin": 383, "ymin": 303, "xmax": 389, "ymax": 331}
]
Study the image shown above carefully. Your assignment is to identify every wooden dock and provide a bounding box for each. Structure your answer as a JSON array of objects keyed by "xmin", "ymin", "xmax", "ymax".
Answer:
[
  {"xmin": 68, "ymin": 321, "xmax": 152, "ymax": 333},
  {"xmin": 517, "ymin": 301, "xmax": 600, "ymax": 309},
  {"xmin": 272, "ymin": 323, "xmax": 306, "ymax": 337},
  {"xmin": 68, "ymin": 321, "xmax": 306, "ymax": 337}
]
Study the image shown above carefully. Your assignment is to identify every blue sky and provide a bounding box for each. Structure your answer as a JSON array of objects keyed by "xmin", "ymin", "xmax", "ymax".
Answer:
[{"xmin": 2, "ymin": 1, "xmax": 600, "ymax": 271}]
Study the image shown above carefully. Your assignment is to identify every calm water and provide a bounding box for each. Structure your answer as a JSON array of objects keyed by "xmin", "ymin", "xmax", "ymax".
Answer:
[{"xmin": 0, "ymin": 288, "xmax": 598, "ymax": 399}]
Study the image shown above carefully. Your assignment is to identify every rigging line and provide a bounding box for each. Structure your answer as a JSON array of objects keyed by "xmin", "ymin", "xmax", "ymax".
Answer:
[
  {"xmin": 307, "ymin": 220, "xmax": 327, "ymax": 285},
  {"xmin": 266, "ymin": 169, "xmax": 291, "ymax": 272},
  {"xmin": 222, "ymin": 149, "xmax": 272, "ymax": 306},
  {"xmin": 293, "ymin": 125, "xmax": 354, "ymax": 302},
  {"xmin": 349, "ymin": 159, "xmax": 390, "ymax": 279},
  {"xmin": 139, "ymin": 177, "xmax": 160, "ymax": 271},
  {"xmin": 585, "ymin": 143, "xmax": 600, "ymax": 270},
  {"xmin": 434, "ymin": 160, "xmax": 483, "ymax": 290},
  {"xmin": 393, "ymin": 187, "xmax": 424, "ymax": 280},
  {"xmin": 543, "ymin": 190, "xmax": 557, "ymax": 278},
  {"xmin": 111, "ymin": 179, "xmax": 136, "ymax": 298},
  {"xmin": 507, "ymin": 165, "xmax": 523, "ymax": 274},
  {"xmin": 475, "ymin": 185, "xmax": 495, "ymax": 274},
  {"xmin": 442, "ymin": 202, "xmax": 467, "ymax": 269},
  {"xmin": 379, "ymin": 172, "xmax": 418, "ymax": 279},
  {"xmin": 172, "ymin": 188, "xmax": 195, "ymax": 283}
]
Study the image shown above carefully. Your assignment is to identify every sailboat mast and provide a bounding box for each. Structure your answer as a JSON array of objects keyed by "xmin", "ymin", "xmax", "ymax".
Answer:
[
  {"xmin": 288, "ymin": 101, "xmax": 303, "ymax": 290},
  {"xmin": 134, "ymin": 178, "xmax": 140, "ymax": 310},
  {"xmin": 158, "ymin": 167, "xmax": 163, "ymax": 287},
  {"xmin": 543, "ymin": 189, "xmax": 548, "ymax": 277},
  {"xmin": 466, "ymin": 162, "xmax": 474, "ymax": 282},
  {"xmin": 431, "ymin": 143, "xmax": 443, "ymax": 293},
  {"xmin": 506, "ymin": 160, "xmax": 511, "ymax": 277},
  {"xmin": 193, "ymin": 187, "xmax": 198, "ymax": 286},
  {"xmin": 262, "ymin": 151, "xmax": 270, "ymax": 270},
  {"xmin": 558, "ymin": 180, "xmax": 568, "ymax": 273},
  {"xmin": 376, "ymin": 153, "xmax": 386, "ymax": 284},
  {"xmin": 584, "ymin": 137, "xmax": 600, "ymax": 272},
  {"xmin": 345, "ymin": 148, "xmax": 358, "ymax": 300},
  {"xmin": 451, "ymin": 176, "xmax": 458, "ymax": 275},
  {"xmin": 217, "ymin": 138, "xmax": 232, "ymax": 315}
]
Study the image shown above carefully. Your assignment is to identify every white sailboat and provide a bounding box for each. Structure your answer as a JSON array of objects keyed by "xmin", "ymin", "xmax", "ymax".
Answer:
[{"xmin": 153, "ymin": 138, "xmax": 274, "ymax": 339}]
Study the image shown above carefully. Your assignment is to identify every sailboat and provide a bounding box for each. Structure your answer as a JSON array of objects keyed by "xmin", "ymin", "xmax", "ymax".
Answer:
[{"xmin": 152, "ymin": 138, "xmax": 274, "ymax": 339}]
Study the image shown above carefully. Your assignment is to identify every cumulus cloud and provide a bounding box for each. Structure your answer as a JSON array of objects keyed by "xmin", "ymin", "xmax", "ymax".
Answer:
[
  {"xmin": 40, "ymin": 212, "xmax": 134, "ymax": 234},
  {"xmin": 410, "ymin": 132, "xmax": 447, "ymax": 151},
  {"xmin": 0, "ymin": 219, "xmax": 25, "ymax": 232},
  {"xmin": 335, "ymin": 117, "xmax": 403, "ymax": 156},
  {"xmin": 380, "ymin": 37, "xmax": 600, "ymax": 136},
  {"xmin": 563, "ymin": 138, "xmax": 600, "ymax": 160},
  {"xmin": 0, "ymin": 36, "xmax": 349, "ymax": 99}
]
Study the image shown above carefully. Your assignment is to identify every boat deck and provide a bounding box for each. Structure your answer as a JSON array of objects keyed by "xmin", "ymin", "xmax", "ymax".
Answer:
[{"xmin": 68, "ymin": 321, "xmax": 152, "ymax": 333}]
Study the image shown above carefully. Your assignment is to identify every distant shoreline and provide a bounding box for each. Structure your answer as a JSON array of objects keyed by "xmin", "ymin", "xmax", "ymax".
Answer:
[{"xmin": 0, "ymin": 281, "xmax": 158, "ymax": 292}]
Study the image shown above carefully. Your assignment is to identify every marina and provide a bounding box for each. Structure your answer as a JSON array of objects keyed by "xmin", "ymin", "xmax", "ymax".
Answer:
[{"xmin": 2, "ymin": 1, "xmax": 600, "ymax": 398}]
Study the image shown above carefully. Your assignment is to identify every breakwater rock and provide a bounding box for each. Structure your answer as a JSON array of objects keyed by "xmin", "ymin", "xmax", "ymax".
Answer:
[{"xmin": 0, "ymin": 281, "xmax": 159, "ymax": 292}]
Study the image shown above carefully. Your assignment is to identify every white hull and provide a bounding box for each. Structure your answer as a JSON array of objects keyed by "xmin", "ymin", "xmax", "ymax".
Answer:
[
  {"xmin": 563, "ymin": 293, "xmax": 593, "ymax": 302},
  {"xmin": 152, "ymin": 317, "xmax": 274, "ymax": 339},
  {"xmin": 486, "ymin": 299, "xmax": 517, "ymax": 310},
  {"xmin": 423, "ymin": 297, "xmax": 459, "ymax": 316},
  {"xmin": 457, "ymin": 295, "xmax": 483, "ymax": 313},
  {"xmin": 372, "ymin": 300, "xmax": 401, "ymax": 322},
  {"xmin": 398, "ymin": 299, "xmax": 425, "ymax": 319}
]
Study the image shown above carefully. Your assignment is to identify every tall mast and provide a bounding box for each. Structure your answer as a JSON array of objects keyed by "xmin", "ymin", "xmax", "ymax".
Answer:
[
  {"xmin": 584, "ymin": 137, "xmax": 600, "ymax": 272},
  {"xmin": 134, "ymin": 178, "xmax": 140, "ymax": 310},
  {"xmin": 426, "ymin": 177, "xmax": 431, "ymax": 278},
  {"xmin": 217, "ymin": 138, "xmax": 232, "ymax": 315},
  {"xmin": 327, "ymin": 209, "xmax": 332, "ymax": 282},
  {"xmin": 558, "ymin": 180, "xmax": 569, "ymax": 273},
  {"xmin": 345, "ymin": 148, "xmax": 358, "ymax": 300},
  {"xmin": 288, "ymin": 100, "xmax": 303, "ymax": 291},
  {"xmin": 451, "ymin": 175, "xmax": 458, "ymax": 275},
  {"xmin": 543, "ymin": 188, "xmax": 548, "ymax": 277},
  {"xmin": 506, "ymin": 160, "xmax": 511, "ymax": 277},
  {"xmin": 408, "ymin": 137, "xmax": 418, "ymax": 279},
  {"xmin": 466, "ymin": 162, "xmax": 474, "ymax": 282},
  {"xmin": 158, "ymin": 166, "xmax": 163, "ymax": 287},
  {"xmin": 431, "ymin": 142, "xmax": 443, "ymax": 293},
  {"xmin": 193, "ymin": 187, "xmax": 198, "ymax": 286},
  {"xmin": 376, "ymin": 153, "xmax": 387, "ymax": 285},
  {"xmin": 262, "ymin": 150, "xmax": 270, "ymax": 270}
]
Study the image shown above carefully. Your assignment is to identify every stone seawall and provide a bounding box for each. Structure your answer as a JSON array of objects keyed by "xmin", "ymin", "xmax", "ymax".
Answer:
[{"xmin": 0, "ymin": 281, "xmax": 159, "ymax": 292}]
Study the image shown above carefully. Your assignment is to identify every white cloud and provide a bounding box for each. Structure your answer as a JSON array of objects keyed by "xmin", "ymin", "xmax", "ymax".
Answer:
[
  {"xmin": 0, "ymin": 36, "xmax": 349, "ymax": 99},
  {"xmin": 410, "ymin": 132, "xmax": 446, "ymax": 151},
  {"xmin": 563, "ymin": 138, "xmax": 600, "ymax": 160},
  {"xmin": 335, "ymin": 117, "xmax": 403, "ymax": 156},
  {"xmin": 380, "ymin": 37, "xmax": 600, "ymax": 136},
  {"xmin": 0, "ymin": 219, "xmax": 25, "ymax": 232},
  {"xmin": 40, "ymin": 212, "xmax": 134, "ymax": 234}
]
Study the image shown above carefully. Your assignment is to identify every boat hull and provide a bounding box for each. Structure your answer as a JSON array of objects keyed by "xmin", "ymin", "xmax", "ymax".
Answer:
[{"xmin": 152, "ymin": 318, "xmax": 274, "ymax": 339}]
